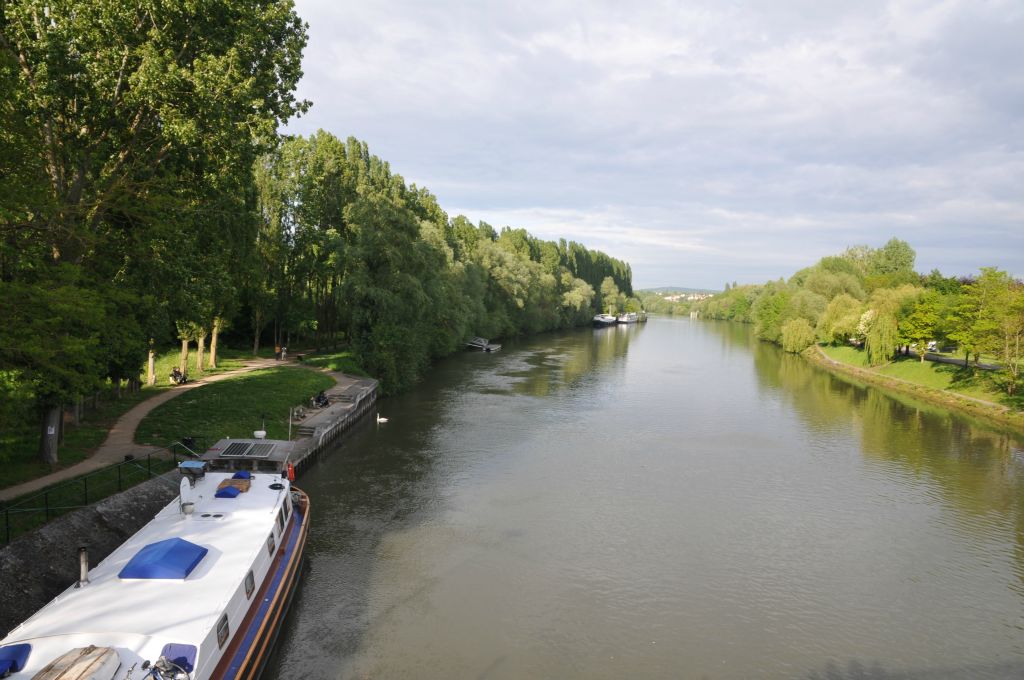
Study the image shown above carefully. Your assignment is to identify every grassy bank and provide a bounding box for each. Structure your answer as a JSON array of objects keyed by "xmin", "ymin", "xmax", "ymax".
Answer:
[
  {"xmin": 0, "ymin": 346, "xmax": 261, "ymax": 489},
  {"xmin": 301, "ymin": 350, "xmax": 368, "ymax": 376},
  {"xmin": 135, "ymin": 366, "xmax": 335, "ymax": 445},
  {"xmin": 811, "ymin": 345, "xmax": 1024, "ymax": 434}
]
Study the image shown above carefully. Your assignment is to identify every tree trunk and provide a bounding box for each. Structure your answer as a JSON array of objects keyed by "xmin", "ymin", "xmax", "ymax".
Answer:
[
  {"xmin": 209, "ymin": 317, "xmax": 220, "ymax": 369},
  {"xmin": 147, "ymin": 348, "xmax": 156, "ymax": 386},
  {"xmin": 38, "ymin": 406, "xmax": 61, "ymax": 465},
  {"xmin": 253, "ymin": 310, "xmax": 263, "ymax": 356},
  {"xmin": 180, "ymin": 338, "xmax": 190, "ymax": 375},
  {"xmin": 196, "ymin": 333, "xmax": 207, "ymax": 374}
]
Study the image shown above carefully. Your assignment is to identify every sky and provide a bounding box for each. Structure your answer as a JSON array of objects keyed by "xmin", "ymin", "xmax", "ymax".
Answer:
[{"xmin": 284, "ymin": 0, "xmax": 1023, "ymax": 290}]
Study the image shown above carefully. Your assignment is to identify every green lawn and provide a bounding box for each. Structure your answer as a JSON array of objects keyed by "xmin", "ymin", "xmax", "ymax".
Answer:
[
  {"xmin": 301, "ymin": 350, "xmax": 368, "ymax": 376},
  {"xmin": 135, "ymin": 366, "xmax": 335, "ymax": 445},
  {"xmin": 147, "ymin": 346, "xmax": 249, "ymax": 385},
  {"xmin": 820, "ymin": 345, "xmax": 1019, "ymax": 409},
  {"xmin": 0, "ymin": 344, "xmax": 263, "ymax": 490},
  {"xmin": 821, "ymin": 345, "xmax": 870, "ymax": 368}
]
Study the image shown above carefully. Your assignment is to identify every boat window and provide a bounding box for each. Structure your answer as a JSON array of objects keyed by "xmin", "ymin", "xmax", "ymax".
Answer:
[
  {"xmin": 284, "ymin": 495, "xmax": 292, "ymax": 519},
  {"xmin": 277, "ymin": 508, "xmax": 286, "ymax": 533},
  {"xmin": 244, "ymin": 570, "xmax": 255, "ymax": 599},
  {"xmin": 267, "ymin": 533, "xmax": 275, "ymax": 556},
  {"xmin": 216, "ymin": 614, "xmax": 230, "ymax": 648}
]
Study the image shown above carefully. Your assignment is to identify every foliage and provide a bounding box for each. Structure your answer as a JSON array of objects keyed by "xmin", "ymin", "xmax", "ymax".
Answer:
[
  {"xmin": 0, "ymin": 0, "xmax": 636, "ymax": 464},
  {"xmin": 250, "ymin": 132, "xmax": 634, "ymax": 392},
  {"xmin": 696, "ymin": 237, "xmax": 1021, "ymax": 394},
  {"xmin": 781, "ymin": 318, "xmax": 817, "ymax": 354},
  {"xmin": 0, "ymin": 0, "xmax": 308, "ymax": 461},
  {"xmin": 816, "ymin": 294, "xmax": 863, "ymax": 345}
]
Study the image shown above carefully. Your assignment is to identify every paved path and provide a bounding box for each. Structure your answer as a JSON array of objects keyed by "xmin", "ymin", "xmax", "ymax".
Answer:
[{"xmin": 0, "ymin": 358, "xmax": 289, "ymax": 502}]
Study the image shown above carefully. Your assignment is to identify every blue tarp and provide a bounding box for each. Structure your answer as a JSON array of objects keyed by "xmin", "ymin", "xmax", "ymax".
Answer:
[
  {"xmin": 0, "ymin": 643, "xmax": 32, "ymax": 673},
  {"xmin": 119, "ymin": 537, "xmax": 208, "ymax": 579},
  {"xmin": 215, "ymin": 486, "xmax": 241, "ymax": 498},
  {"xmin": 160, "ymin": 643, "xmax": 197, "ymax": 672}
]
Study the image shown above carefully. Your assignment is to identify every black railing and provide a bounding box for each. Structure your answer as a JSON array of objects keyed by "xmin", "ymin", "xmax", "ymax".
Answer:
[{"xmin": 1, "ymin": 452, "xmax": 183, "ymax": 545}]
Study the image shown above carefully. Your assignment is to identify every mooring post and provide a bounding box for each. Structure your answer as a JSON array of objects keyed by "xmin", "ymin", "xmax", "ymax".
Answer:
[{"xmin": 83, "ymin": 477, "xmax": 88, "ymax": 505}]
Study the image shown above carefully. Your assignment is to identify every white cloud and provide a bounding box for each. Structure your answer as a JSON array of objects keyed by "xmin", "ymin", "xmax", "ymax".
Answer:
[{"xmin": 288, "ymin": 0, "xmax": 1024, "ymax": 288}]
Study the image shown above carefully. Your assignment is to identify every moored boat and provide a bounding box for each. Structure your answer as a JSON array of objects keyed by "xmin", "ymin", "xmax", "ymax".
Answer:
[
  {"xmin": 616, "ymin": 312, "xmax": 638, "ymax": 324},
  {"xmin": 466, "ymin": 336, "xmax": 502, "ymax": 352},
  {"xmin": 592, "ymin": 313, "xmax": 617, "ymax": 327},
  {"xmin": 0, "ymin": 438, "xmax": 309, "ymax": 680}
]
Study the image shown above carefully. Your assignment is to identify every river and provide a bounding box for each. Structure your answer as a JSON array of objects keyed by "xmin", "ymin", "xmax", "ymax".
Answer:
[{"xmin": 266, "ymin": 318, "xmax": 1024, "ymax": 679}]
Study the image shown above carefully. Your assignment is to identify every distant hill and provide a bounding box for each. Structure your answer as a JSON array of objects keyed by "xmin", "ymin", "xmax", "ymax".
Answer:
[{"xmin": 640, "ymin": 286, "xmax": 720, "ymax": 295}]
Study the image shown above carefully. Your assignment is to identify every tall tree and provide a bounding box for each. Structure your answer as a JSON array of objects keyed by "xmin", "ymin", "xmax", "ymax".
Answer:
[{"xmin": 0, "ymin": 0, "xmax": 307, "ymax": 461}]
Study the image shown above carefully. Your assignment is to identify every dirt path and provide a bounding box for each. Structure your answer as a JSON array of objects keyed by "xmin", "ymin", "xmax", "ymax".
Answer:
[{"xmin": 0, "ymin": 358, "xmax": 285, "ymax": 502}]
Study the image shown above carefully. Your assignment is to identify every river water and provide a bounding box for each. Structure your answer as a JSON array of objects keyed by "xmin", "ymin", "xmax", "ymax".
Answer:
[{"xmin": 266, "ymin": 318, "xmax": 1024, "ymax": 679}]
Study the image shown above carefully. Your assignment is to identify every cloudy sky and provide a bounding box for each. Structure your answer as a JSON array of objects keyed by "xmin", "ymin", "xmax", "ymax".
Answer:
[{"xmin": 284, "ymin": 0, "xmax": 1023, "ymax": 289}]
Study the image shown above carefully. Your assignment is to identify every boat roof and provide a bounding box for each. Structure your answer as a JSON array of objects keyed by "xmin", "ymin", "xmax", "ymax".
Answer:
[{"xmin": 0, "ymin": 469, "xmax": 292, "ymax": 678}]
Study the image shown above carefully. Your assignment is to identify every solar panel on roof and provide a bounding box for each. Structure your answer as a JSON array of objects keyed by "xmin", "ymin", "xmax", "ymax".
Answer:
[
  {"xmin": 220, "ymin": 442, "xmax": 252, "ymax": 458},
  {"xmin": 247, "ymin": 443, "xmax": 275, "ymax": 458}
]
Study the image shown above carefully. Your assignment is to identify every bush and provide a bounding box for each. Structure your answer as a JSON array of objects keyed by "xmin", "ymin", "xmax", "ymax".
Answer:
[{"xmin": 782, "ymin": 318, "xmax": 817, "ymax": 353}]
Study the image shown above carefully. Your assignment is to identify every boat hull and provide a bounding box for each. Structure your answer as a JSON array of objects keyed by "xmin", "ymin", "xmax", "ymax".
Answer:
[{"xmin": 214, "ymin": 489, "xmax": 310, "ymax": 680}]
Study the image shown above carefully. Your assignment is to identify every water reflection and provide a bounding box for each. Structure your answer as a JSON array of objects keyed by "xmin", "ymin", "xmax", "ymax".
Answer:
[
  {"xmin": 802, "ymin": 658, "xmax": 1024, "ymax": 679},
  {"xmin": 498, "ymin": 323, "xmax": 645, "ymax": 397},
  {"xmin": 268, "ymin": 319, "xmax": 1024, "ymax": 679},
  {"xmin": 737, "ymin": 321, "xmax": 1024, "ymax": 590}
]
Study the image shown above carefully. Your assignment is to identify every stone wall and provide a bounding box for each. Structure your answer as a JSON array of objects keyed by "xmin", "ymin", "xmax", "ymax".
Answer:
[{"xmin": 0, "ymin": 474, "xmax": 179, "ymax": 637}]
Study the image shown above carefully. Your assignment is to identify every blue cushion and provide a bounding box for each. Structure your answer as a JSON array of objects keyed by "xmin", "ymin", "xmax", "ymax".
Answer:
[
  {"xmin": 119, "ymin": 537, "xmax": 208, "ymax": 579},
  {"xmin": 232, "ymin": 471, "xmax": 252, "ymax": 479},
  {"xmin": 0, "ymin": 643, "xmax": 32, "ymax": 672},
  {"xmin": 215, "ymin": 486, "xmax": 241, "ymax": 499},
  {"xmin": 160, "ymin": 643, "xmax": 197, "ymax": 673}
]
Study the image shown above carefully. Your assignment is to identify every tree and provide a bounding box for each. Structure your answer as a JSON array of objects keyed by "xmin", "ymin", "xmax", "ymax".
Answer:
[
  {"xmin": 863, "ymin": 285, "xmax": 921, "ymax": 364},
  {"xmin": 782, "ymin": 318, "xmax": 816, "ymax": 353},
  {"xmin": 901, "ymin": 291, "xmax": 942, "ymax": 361},
  {"xmin": 600, "ymin": 277, "xmax": 621, "ymax": 314},
  {"xmin": 965, "ymin": 268, "xmax": 1024, "ymax": 394},
  {"xmin": 817, "ymin": 294, "xmax": 863, "ymax": 345},
  {"xmin": 0, "ymin": 0, "xmax": 308, "ymax": 461}
]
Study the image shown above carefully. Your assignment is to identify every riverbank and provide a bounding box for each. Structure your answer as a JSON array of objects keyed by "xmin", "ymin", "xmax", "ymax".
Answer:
[{"xmin": 807, "ymin": 345, "xmax": 1024, "ymax": 434}]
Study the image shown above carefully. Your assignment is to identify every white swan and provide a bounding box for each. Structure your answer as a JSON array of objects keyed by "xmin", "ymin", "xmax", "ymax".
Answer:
[{"xmin": 376, "ymin": 413, "xmax": 388, "ymax": 423}]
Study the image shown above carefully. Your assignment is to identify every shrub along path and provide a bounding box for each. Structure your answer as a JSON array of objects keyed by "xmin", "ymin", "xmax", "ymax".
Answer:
[{"xmin": 0, "ymin": 357, "xmax": 293, "ymax": 502}]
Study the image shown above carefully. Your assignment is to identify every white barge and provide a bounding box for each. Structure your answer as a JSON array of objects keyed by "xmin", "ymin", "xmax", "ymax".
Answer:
[{"xmin": 0, "ymin": 438, "xmax": 309, "ymax": 680}]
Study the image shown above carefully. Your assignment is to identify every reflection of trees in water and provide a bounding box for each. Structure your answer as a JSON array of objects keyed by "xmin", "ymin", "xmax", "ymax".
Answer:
[
  {"xmin": 505, "ymin": 324, "xmax": 643, "ymax": 397},
  {"xmin": 748, "ymin": 329, "xmax": 1024, "ymax": 587},
  {"xmin": 801, "ymin": 657, "xmax": 1024, "ymax": 679},
  {"xmin": 699, "ymin": 318, "xmax": 757, "ymax": 353}
]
